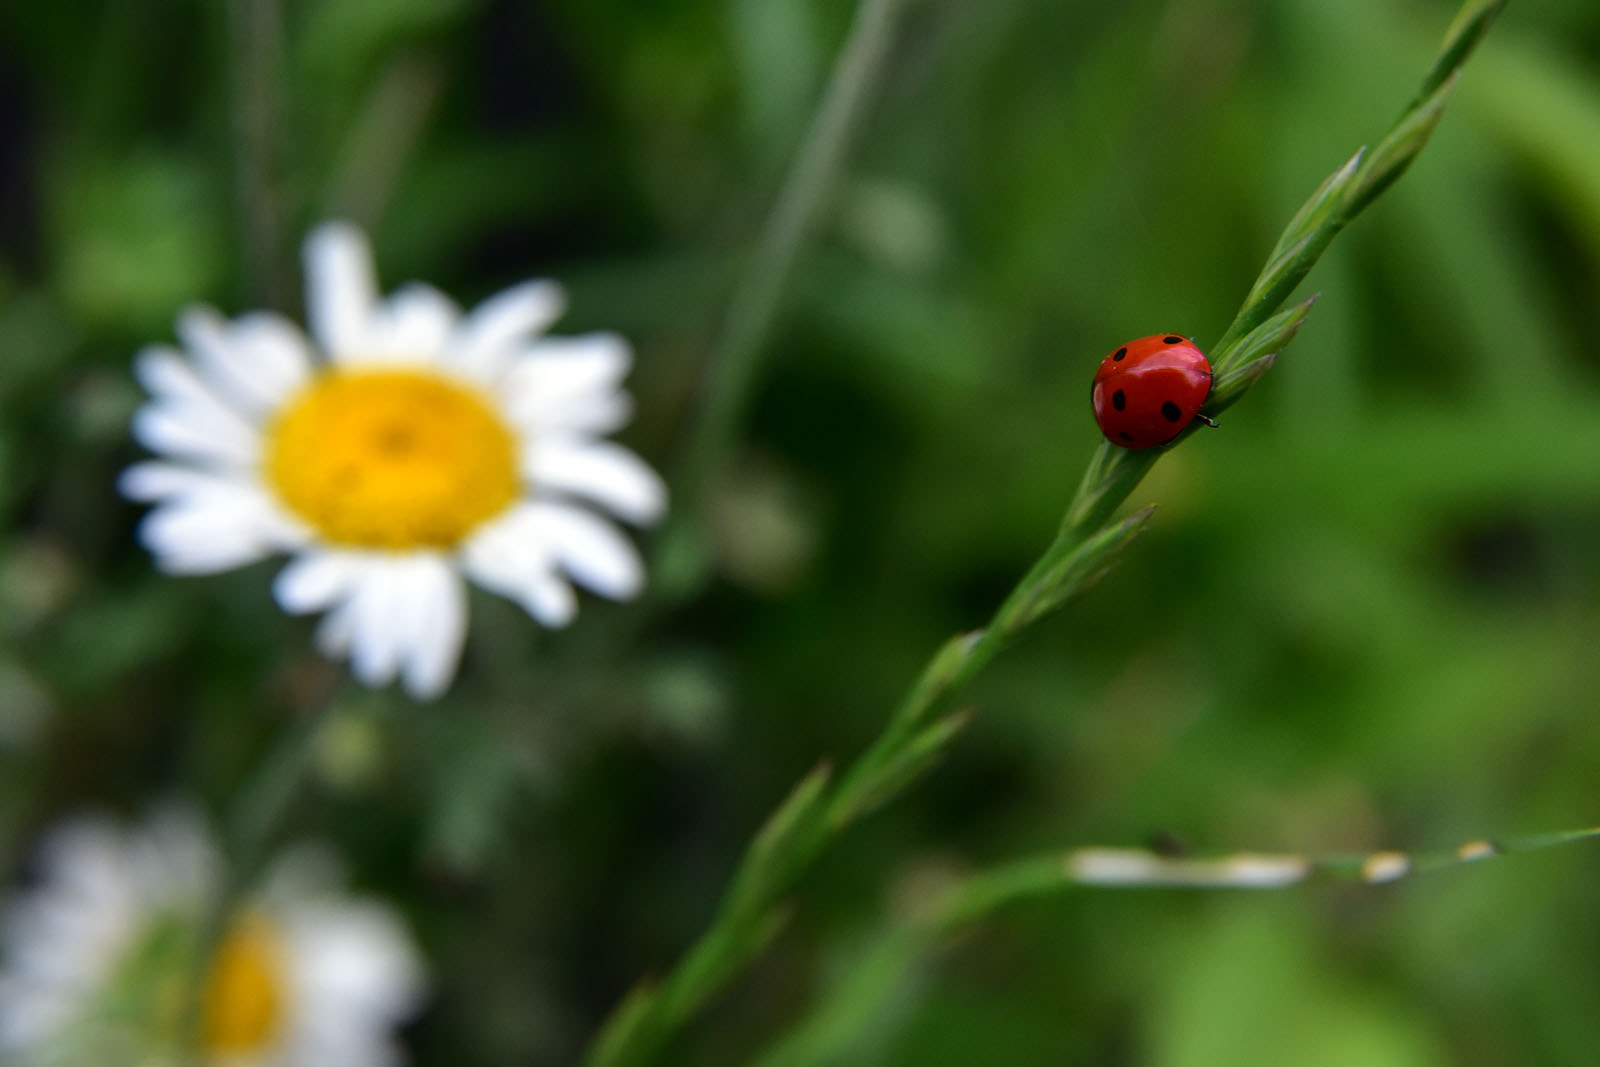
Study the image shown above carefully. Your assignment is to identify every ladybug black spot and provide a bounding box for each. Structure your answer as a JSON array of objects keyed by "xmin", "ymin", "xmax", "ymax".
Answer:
[
  {"xmin": 1112, "ymin": 389, "xmax": 1126, "ymax": 411},
  {"xmin": 1161, "ymin": 401, "xmax": 1182, "ymax": 422},
  {"xmin": 1119, "ymin": 432, "xmax": 1134, "ymax": 443},
  {"xmin": 1113, "ymin": 347, "xmax": 1127, "ymax": 361},
  {"xmin": 1163, "ymin": 335, "xmax": 1183, "ymax": 345}
]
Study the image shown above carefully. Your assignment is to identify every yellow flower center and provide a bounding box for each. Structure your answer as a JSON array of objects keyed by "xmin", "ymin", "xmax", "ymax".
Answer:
[
  {"xmin": 264, "ymin": 369, "xmax": 520, "ymax": 549},
  {"xmin": 200, "ymin": 914, "xmax": 287, "ymax": 1055}
]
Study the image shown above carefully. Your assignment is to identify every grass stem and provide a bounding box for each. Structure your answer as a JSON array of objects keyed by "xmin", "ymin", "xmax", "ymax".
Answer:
[
  {"xmin": 226, "ymin": 0, "xmax": 289, "ymax": 309},
  {"xmin": 587, "ymin": 2, "xmax": 1505, "ymax": 1062},
  {"xmin": 659, "ymin": 0, "xmax": 912, "ymax": 599}
]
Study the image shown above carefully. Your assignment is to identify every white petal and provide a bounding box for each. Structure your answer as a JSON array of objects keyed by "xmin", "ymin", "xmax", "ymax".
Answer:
[
  {"xmin": 505, "ymin": 389, "xmax": 634, "ymax": 438},
  {"xmin": 292, "ymin": 904, "xmax": 424, "ymax": 1005},
  {"xmin": 460, "ymin": 512, "xmax": 577, "ymax": 627},
  {"xmin": 524, "ymin": 501, "xmax": 645, "ymax": 600},
  {"xmin": 397, "ymin": 558, "xmax": 466, "ymax": 700},
  {"xmin": 525, "ymin": 439, "xmax": 666, "ymax": 525},
  {"xmin": 279, "ymin": 899, "xmax": 425, "ymax": 1067},
  {"xmin": 347, "ymin": 566, "xmax": 406, "ymax": 688},
  {"xmin": 305, "ymin": 222, "xmax": 379, "ymax": 361},
  {"xmin": 446, "ymin": 280, "xmax": 566, "ymax": 384},
  {"xmin": 362, "ymin": 284, "xmax": 458, "ymax": 365},
  {"xmin": 0, "ymin": 811, "xmax": 235, "ymax": 1055},
  {"xmin": 131, "ymin": 405, "xmax": 259, "ymax": 468},
  {"xmin": 315, "ymin": 555, "xmax": 468, "ymax": 699},
  {"xmin": 477, "ymin": 562, "xmax": 576, "ymax": 628},
  {"xmin": 176, "ymin": 306, "xmax": 290, "ymax": 416},
  {"xmin": 120, "ymin": 467, "xmax": 311, "ymax": 569},
  {"xmin": 522, "ymin": 573, "xmax": 578, "ymax": 627},
  {"xmin": 274, "ymin": 551, "xmax": 364, "ymax": 614},
  {"xmin": 137, "ymin": 501, "xmax": 280, "ymax": 574},
  {"xmin": 134, "ymin": 345, "xmax": 258, "ymax": 431},
  {"xmin": 132, "ymin": 345, "xmax": 263, "ymax": 462},
  {"xmin": 500, "ymin": 332, "xmax": 630, "ymax": 404},
  {"xmin": 229, "ymin": 311, "xmax": 315, "ymax": 402},
  {"xmin": 119, "ymin": 461, "xmax": 243, "ymax": 502}
]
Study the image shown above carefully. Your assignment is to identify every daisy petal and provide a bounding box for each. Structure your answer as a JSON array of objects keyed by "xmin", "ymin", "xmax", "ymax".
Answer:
[
  {"xmin": 138, "ymin": 504, "xmax": 278, "ymax": 574},
  {"xmin": 460, "ymin": 512, "xmax": 578, "ymax": 627},
  {"xmin": 176, "ymin": 307, "xmax": 292, "ymax": 416},
  {"xmin": 134, "ymin": 345, "xmax": 256, "ymax": 427},
  {"xmin": 505, "ymin": 390, "xmax": 634, "ymax": 438},
  {"xmin": 522, "ymin": 574, "xmax": 578, "ymax": 628},
  {"xmin": 0, "ymin": 808, "xmax": 424, "ymax": 1067},
  {"xmin": 274, "ymin": 551, "xmax": 364, "ymax": 614},
  {"xmin": 297, "ymin": 903, "xmax": 426, "ymax": 1001},
  {"xmin": 494, "ymin": 567, "xmax": 578, "ymax": 628},
  {"xmin": 133, "ymin": 347, "xmax": 262, "ymax": 456},
  {"xmin": 446, "ymin": 280, "xmax": 566, "ymax": 384},
  {"xmin": 526, "ymin": 332, "xmax": 633, "ymax": 377},
  {"xmin": 149, "ymin": 485, "xmax": 304, "ymax": 566},
  {"xmin": 525, "ymin": 439, "xmax": 666, "ymax": 524},
  {"xmin": 119, "ymin": 461, "xmax": 242, "ymax": 502},
  {"xmin": 229, "ymin": 311, "xmax": 315, "ymax": 403},
  {"xmin": 499, "ymin": 332, "xmax": 631, "ymax": 418},
  {"xmin": 396, "ymin": 556, "xmax": 466, "ymax": 701},
  {"xmin": 346, "ymin": 568, "xmax": 407, "ymax": 688},
  {"xmin": 363, "ymin": 284, "xmax": 458, "ymax": 366},
  {"xmin": 525, "ymin": 501, "xmax": 645, "ymax": 600},
  {"xmin": 121, "ymin": 219, "xmax": 660, "ymax": 703},
  {"xmin": 320, "ymin": 554, "xmax": 467, "ymax": 698},
  {"xmin": 306, "ymin": 222, "xmax": 379, "ymax": 361},
  {"xmin": 132, "ymin": 406, "xmax": 259, "ymax": 469}
]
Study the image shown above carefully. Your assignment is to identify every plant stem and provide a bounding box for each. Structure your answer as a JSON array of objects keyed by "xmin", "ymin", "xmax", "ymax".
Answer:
[
  {"xmin": 659, "ymin": 0, "xmax": 912, "ymax": 598},
  {"xmin": 934, "ymin": 824, "xmax": 1600, "ymax": 925},
  {"xmin": 324, "ymin": 53, "xmax": 445, "ymax": 227},
  {"xmin": 756, "ymin": 823, "xmax": 1600, "ymax": 1065},
  {"xmin": 227, "ymin": 0, "xmax": 289, "ymax": 309},
  {"xmin": 587, "ymin": 1, "xmax": 1504, "ymax": 1062}
]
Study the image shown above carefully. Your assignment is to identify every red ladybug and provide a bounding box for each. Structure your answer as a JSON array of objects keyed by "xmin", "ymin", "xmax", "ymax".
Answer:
[{"xmin": 1091, "ymin": 334, "xmax": 1215, "ymax": 449}]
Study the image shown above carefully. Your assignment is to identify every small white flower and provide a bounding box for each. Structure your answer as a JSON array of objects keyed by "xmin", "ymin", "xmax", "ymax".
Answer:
[
  {"xmin": 0, "ymin": 809, "xmax": 424, "ymax": 1067},
  {"xmin": 122, "ymin": 223, "xmax": 667, "ymax": 699}
]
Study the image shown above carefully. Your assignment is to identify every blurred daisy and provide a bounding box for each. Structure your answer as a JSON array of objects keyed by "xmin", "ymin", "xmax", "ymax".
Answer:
[
  {"xmin": 0, "ymin": 808, "xmax": 424, "ymax": 1066},
  {"xmin": 122, "ymin": 223, "xmax": 666, "ymax": 699}
]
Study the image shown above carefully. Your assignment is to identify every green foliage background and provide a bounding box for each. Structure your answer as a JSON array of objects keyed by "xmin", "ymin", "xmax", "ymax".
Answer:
[{"xmin": 3, "ymin": 0, "xmax": 1600, "ymax": 1063}]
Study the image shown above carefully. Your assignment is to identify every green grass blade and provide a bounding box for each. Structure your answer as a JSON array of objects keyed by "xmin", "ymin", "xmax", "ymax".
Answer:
[
  {"xmin": 1260, "ymin": 149, "xmax": 1364, "ymax": 282},
  {"xmin": 1344, "ymin": 72, "xmax": 1460, "ymax": 218},
  {"xmin": 1419, "ymin": 0, "xmax": 1508, "ymax": 103},
  {"xmin": 833, "ymin": 708, "xmax": 973, "ymax": 825},
  {"xmin": 586, "ymin": 2, "xmax": 1505, "ymax": 1062},
  {"xmin": 1209, "ymin": 294, "xmax": 1318, "ymax": 389}
]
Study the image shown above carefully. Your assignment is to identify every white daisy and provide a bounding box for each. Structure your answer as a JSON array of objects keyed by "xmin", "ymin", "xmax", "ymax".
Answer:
[
  {"xmin": 0, "ymin": 809, "xmax": 424, "ymax": 1067},
  {"xmin": 121, "ymin": 223, "xmax": 667, "ymax": 700}
]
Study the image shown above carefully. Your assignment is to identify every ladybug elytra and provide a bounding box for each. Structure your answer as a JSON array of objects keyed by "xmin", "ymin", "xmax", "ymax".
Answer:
[{"xmin": 1090, "ymin": 334, "xmax": 1215, "ymax": 449}]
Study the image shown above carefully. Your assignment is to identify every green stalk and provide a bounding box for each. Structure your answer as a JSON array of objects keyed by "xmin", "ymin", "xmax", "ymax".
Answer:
[
  {"xmin": 757, "ymin": 822, "xmax": 1596, "ymax": 1066},
  {"xmin": 934, "ymin": 824, "xmax": 1600, "ymax": 923},
  {"xmin": 659, "ymin": 0, "xmax": 913, "ymax": 598},
  {"xmin": 226, "ymin": 0, "xmax": 289, "ymax": 309},
  {"xmin": 585, "ymin": 1, "xmax": 1504, "ymax": 1063}
]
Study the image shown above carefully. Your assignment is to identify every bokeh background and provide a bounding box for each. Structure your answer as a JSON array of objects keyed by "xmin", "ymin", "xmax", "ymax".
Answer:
[{"xmin": 3, "ymin": 0, "xmax": 1600, "ymax": 1063}]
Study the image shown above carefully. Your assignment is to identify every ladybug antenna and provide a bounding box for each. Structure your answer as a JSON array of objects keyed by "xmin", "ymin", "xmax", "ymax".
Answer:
[{"xmin": 1195, "ymin": 413, "xmax": 1219, "ymax": 429}]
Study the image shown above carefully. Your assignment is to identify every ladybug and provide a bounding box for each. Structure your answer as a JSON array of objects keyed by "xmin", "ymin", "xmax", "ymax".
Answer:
[{"xmin": 1091, "ymin": 334, "xmax": 1216, "ymax": 449}]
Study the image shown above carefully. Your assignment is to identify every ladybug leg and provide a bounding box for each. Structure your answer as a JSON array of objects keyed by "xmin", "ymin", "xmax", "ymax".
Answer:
[{"xmin": 1194, "ymin": 413, "xmax": 1219, "ymax": 429}]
